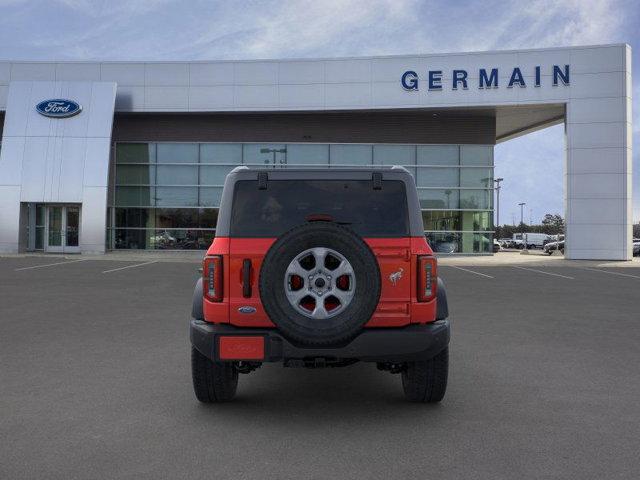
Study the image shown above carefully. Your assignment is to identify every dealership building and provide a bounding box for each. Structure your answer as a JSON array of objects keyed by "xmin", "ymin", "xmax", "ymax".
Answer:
[{"xmin": 0, "ymin": 44, "xmax": 633, "ymax": 259}]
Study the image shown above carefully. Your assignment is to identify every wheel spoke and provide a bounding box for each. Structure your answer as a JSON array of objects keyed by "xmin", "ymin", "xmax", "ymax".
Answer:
[
  {"xmin": 286, "ymin": 287, "xmax": 308, "ymax": 305},
  {"xmin": 332, "ymin": 260, "xmax": 354, "ymax": 278},
  {"xmin": 311, "ymin": 301, "xmax": 329, "ymax": 319},
  {"xmin": 332, "ymin": 289, "xmax": 353, "ymax": 305},
  {"xmin": 311, "ymin": 248, "xmax": 328, "ymax": 270},
  {"xmin": 287, "ymin": 261, "xmax": 309, "ymax": 281}
]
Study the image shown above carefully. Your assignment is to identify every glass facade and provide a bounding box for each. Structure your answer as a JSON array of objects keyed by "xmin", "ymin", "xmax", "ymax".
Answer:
[{"xmin": 109, "ymin": 143, "xmax": 494, "ymax": 253}]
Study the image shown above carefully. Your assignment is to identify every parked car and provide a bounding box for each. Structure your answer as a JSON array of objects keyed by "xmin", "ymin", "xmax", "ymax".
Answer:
[
  {"xmin": 498, "ymin": 238, "xmax": 515, "ymax": 248},
  {"xmin": 513, "ymin": 232, "xmax": 553, "ymax": 249},
  {"xmin": 190, "ymin": 166, "xmax": 450, "ymax": 403},
  {"xmin": 633, "ymin": 238, "xmax": 640, "ymax": 256},
  {"xmin": 543, "ymin": 240, "xmax": 565, "ymax": 255},
  {"xmin": 492, "ymin": 239, "xmax": 501, "ymax": 253}
]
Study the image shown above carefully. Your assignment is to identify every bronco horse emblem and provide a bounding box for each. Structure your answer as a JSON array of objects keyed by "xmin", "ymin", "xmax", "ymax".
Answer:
[{"xmin": 389, "ymin": 267, "xmax": 404, "ymax": 286}]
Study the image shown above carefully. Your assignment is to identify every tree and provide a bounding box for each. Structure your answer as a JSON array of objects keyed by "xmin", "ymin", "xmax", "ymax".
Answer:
[{"xmin": 542, "ymin": 214, "xmax": 564, "ymax": 229}]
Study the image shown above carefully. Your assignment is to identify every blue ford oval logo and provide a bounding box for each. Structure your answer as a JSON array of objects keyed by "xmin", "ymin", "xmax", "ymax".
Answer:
[
  {"xmin": 238, "ymin": 306, "xmax": 257, "ymax": 314},
  {"xmin": 36, "ymin": 99, "xmax": 82, "ymax": 118}
]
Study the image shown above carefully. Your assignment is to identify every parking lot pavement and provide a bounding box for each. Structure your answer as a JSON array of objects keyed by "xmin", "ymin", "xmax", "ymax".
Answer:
[{"xmin": 2, "ymin": 258, "xmax": 640, "ymax": 479}]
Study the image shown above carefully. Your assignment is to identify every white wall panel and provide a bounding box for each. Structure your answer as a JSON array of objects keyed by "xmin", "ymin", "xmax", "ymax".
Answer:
[
  {"xmin": 234, "ymin": 62, "xmax": 278, "ymax": 85},
  {"xmin": 101, "ymin": 63, "xmax": 145, "ymax": 86},
  {"xmin": 0, "ymin": 136, "xmax": 25, "ymax": 185},
  {"xmin": 278, "ymin": 84, "xmax": 324, "ymax": 108},
  {"xmin": 278, "ymin": 61, "xmax": 324, "ymax": 85},
  {"xmin": 145, "ymin": 63, "xmax": 189, "ymax": 86},
  {"xmin": 0, "ymin": 63, "xmax": 10, "ymax": 84},
  {"xmin": 55, "ymin": 63, "xmax": 101, "ymax": 81},
  {"xmin": 83, "ymin": 137, "xmax": 111, "ymax": 187},
  {"xmin": 11, "ymin": 63, "xmax": 55, "ymax": 81},
  {"xmin": 0, "ymin": 186, "xmax": 21, "ymax": 252},
  {"xmin": 324, "ymin": 59, "xmax": 370, "ymax": 84},
  {"xmin": 190, "ymin": 63, "xmax": 234, "ymax": 86},
  {"xmin": 145, "ymin": 86, "xmax": 189, "ymax": 110},
  {"xmin": 188, "ymin": 86, "xmax": 235, "ymax": 109},
  {"xmin": 234, "ymin": 85, "xmax": 278, "ymax": 108}
]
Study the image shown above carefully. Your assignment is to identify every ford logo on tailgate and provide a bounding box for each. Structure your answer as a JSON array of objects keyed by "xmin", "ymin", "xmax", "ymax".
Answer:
[{"xmin": 36, "ymin": 99, "xmax": 82, "ymax": 118}]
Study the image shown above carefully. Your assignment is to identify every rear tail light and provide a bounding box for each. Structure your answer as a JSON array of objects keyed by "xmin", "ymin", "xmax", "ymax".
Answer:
[
  {"xmin": 203, "ymin": 255, "xmax": 223, "ymax": 302},
  {"xmin": 417, "ymin": 256, "xmax": 437, "ymax": 302}
]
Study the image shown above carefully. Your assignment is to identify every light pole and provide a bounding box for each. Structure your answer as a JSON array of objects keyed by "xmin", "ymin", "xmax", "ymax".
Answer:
[
  {"xmin": 518, "ymin": 202, "xmax": 526, "ymax": 226},
  {"xmin": 518, "ymin": 202, "xmax": 527, "ymax": 253},
  {"xmin": 494, "ymin": 178, "xmax": 503, "ymax": 227}
]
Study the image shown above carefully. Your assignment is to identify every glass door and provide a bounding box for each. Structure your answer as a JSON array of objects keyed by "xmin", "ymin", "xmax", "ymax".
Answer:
[
  {"xmin": 46, "ymin": 206, "xmax": 64, "ymax": 253},
  {"xmin": 45, "ymin": 205, "xmax": 81, "ymax": 253},
  {"xmin": 64, "ymin": 206, "xmax": 80, "ymax": 253}
]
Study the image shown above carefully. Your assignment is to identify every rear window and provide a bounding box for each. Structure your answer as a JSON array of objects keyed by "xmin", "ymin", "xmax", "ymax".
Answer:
[{"xmin": 230, "ymin": 179, "xmax": 409, "ymax": 237}]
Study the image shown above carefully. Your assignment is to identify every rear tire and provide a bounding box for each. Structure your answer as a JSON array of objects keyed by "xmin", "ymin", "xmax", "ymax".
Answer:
[
  {"xmin": 402, "ymin": 347, "xmax": 449, "ymax": 403},
  {"xmin": 191, "ymin": 347, "xmax": 238, "ymax": 403}
]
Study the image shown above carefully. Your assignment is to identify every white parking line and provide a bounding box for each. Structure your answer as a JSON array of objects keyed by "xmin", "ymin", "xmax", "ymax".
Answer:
[
  {"xmin": 580, "ymin": 267, "xmax": 640, "ymax": 279},
  {"xmin": 15, "ymin": 259, "xmax": 86, "ymax": 271},
  {"xmin": 513, "ymin": 266, "xmax": 574, "ymax": 280},
  {"xmin": 102, "ymin": 261, "xmax": 158, "ymax": 274},
  {"xmin": 447, "ymin": 265, "xmax": 494, "ymax": 278}
]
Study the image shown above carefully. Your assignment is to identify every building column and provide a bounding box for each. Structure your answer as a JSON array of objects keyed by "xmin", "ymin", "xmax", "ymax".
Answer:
[{"xmin": 564, "ymin": 45, "xmax": 632, "ymax": 260}]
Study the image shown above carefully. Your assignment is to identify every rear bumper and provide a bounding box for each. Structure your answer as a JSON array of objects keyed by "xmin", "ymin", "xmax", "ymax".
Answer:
[{"xmin": 190, "ymin": 319, "xmax": 450, "ymax": 363}]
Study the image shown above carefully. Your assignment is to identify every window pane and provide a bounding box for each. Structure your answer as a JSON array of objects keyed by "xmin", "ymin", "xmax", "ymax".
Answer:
[
  {"xmin": 200, "ymin": 166, "xmax": 233, "ymax": 185},
  {"xmin": 425, "ymin": 232, "xmax": 461, "ymax": 253},
  {"xmin": 200, "ymin": 144, "xmax": 242, "ymax": 164},
  {"xmin": 157, "ymin": 143, "xmax": 198, "ymax": 164},
  {"xmin": 115, "ymin": 187, "xmax": 154, "ymax": 207},
  {"xmin": 155, "ymin": 208, "xmax": 199, "ymax": 228},
  {"xmin": 417, "ymin": 167, "xmax": 459, "ymax": 188},
  {"xmin": 113, "ymin": 229, "xmax": 150, "ymax": 249},
  {"xmin": 417, "ymin": 189, "xmax": 459, "ymax": 209},
  {"xmin": 373, "ymin": 145, "xmax": 415, "ymax": 166},
  {"xmin": 198, "ymin": 209, "xmax": 218, "ymax": 228},
  {"xmin": 460, "ymin": 168, "xmax": 493, "ymax": 188},
  {"xmin": 329, "ymin": 144, "xmax": 372, "ymax": 165},
  {"xmin": 116, "ymin": 143, "xmax": 155, "ymax": 164},
  {"xmin": 417, "ymin": 146, "xmax": 459, "ymax": 166},
  {"xmin": 155, "ymin": 187, "xmax": 198, "ymax": 207},
  {"xmin": 199, "ymin": 187, "xmax": 223, "ymax": 207},
  {"xmin": 156, "ymin": 165, "xmax": 198, "ymax": 185},
  {"xmin": 460, "ymin": 189, "xmax": 492, "ymax": 209},
  {"xmin": 461, "ymin": 232, "xmax": 492, "ymax": 253},
  {"xmin": 116, "ymin": 165, "xmax": 155, "ymax": 185},
  {"xmin": 115, "ymin": 208, "xmax": 154, "ymax": 228},
  {"xmin": 461, "ymin": 145, "xmax": 493, "ymax": 165},
  {"xmin": 153, "ymin": 229, "xmax": 214, "ymax": 250},
  {"xmin": 460, "ymin": 211, "xmax": 493, "ymax": 231},
  {"xmin": 243, "ymin": 144, "xmax": 286, "ymax": 166},
  {"xmin": 422, "ymin": 211, "xmax": 461, "ymax": 231},
  {"xmin": 286, "ymin": 144, "xmax": 329, "ymax": 165}
]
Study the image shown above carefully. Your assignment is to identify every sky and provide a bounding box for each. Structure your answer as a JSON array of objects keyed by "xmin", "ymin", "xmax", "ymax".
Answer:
[{"xmin": 0, "ymin": 0, "xmax": 638, "ymax": 225}]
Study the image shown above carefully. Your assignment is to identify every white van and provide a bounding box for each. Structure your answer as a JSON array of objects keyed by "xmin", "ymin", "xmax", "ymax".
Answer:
[{"xmin": 512, "ymin": 233, "xmax": 552, "ymax": 249}]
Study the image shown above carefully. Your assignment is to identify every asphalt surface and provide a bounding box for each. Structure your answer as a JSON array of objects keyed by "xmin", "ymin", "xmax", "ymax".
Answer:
[{"xmin": 1, "ymin": 257, "xmax": 640, "ymax": 479}]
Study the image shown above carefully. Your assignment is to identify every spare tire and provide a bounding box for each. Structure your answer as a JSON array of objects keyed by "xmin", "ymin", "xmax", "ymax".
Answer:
[{"xmin": 259, "ymin": 222, "xmax": 381, "ymax": 347}]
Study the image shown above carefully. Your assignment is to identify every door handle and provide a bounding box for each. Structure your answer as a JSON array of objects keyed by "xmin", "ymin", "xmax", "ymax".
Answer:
[{"xmin": 242, "ymin": 259, "xmax": 252, "ymax": 298}]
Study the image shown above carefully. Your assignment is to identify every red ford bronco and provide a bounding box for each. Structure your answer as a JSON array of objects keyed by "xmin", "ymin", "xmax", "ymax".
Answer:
[{"xmin": 190, "ymin": 166, "xmax": 450, "ymax": 403}]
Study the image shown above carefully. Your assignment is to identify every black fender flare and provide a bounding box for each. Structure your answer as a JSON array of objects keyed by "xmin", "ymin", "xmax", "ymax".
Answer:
[
  {"xmin": 192, "ymin": 277, "xmax": 204, "ymax": 320},
  {"xmin": 436, "ymin": 277, "xmax": 448, "ymax": 320}
]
